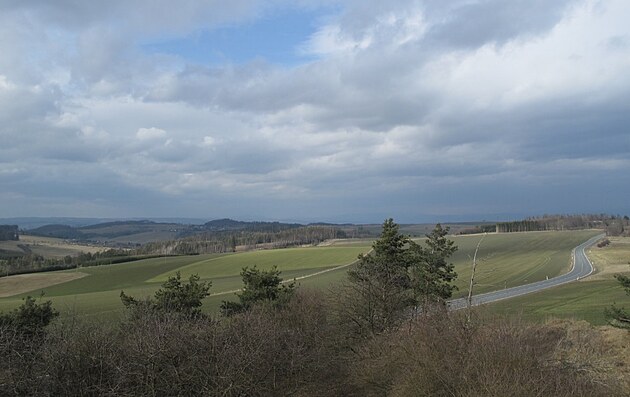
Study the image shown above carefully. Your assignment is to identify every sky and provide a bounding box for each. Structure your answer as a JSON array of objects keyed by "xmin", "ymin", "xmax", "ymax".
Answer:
[{"xmin": 0, "ymin": 0, "xmax": 629, "ymax": 224}]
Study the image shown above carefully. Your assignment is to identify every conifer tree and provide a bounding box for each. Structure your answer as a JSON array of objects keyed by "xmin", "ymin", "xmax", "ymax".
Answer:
[
  {"xmin": 220, "ymin": 265, "xmax": 294, "ymax": 316},
  {"xmin": 345, "ymin": 219, "xmax": 413, "ymax": 334},
  {"xmin": 120, "ymin": 271, "xmax": 211, "ymax": 317},
  {"xmin": 605, "ymin": 274, "xmax": 630, "ymax": 328},
  {"xmin": 409, "ymin": 224, "xmax": 458, "ymax": 306}
]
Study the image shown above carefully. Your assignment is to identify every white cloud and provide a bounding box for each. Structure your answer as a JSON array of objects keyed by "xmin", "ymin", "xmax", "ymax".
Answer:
[
  {"xmin": 136, "ymin": 127, "xmax": 167, "ymax": 140},
  {"xmin": 1, "ymin": 0, "xmax": 629, "ymax": 220},
  {"xmin": 303, "ymin": 24, "xmax": 373, "ymax": 56}
]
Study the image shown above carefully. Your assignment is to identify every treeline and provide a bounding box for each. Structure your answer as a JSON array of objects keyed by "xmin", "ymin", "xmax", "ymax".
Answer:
[
  {"xmin": 0, "ymin": 225, "xmax": 18, "ymax": 241},
  {"xmin": 199, "ymin": 218, "xmax": 302, "ymax": 233},
  {"xmin": 139, "ymin": 225, "xmax": 346, "ymax": 255},
  {"xmin": 0, "ymin": 226, "xmax": 345, "ymax": 277},
  {"xmin": 496, "ymin": 214, "xmax": 625, "ymax": 233},
  {"xmin": 604, "ymin": 216, "xmax": 630, "ymax": 236},
  {"xmin": 0, "ymin": 249, "xmax": 177, "ymax": 278},
  {"xmin": 457, "ymin": 224, "xmax": 497, "ymax": 235}
]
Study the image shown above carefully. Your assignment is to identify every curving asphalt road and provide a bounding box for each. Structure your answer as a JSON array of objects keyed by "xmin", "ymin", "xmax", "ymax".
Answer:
[{"xmin": 447, "ymin": 233, "xmax": 605, "ymax": 310}]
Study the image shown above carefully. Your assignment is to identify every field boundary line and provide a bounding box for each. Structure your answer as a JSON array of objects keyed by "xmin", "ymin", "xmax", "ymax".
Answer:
[{"xmin": 208, "ymin": 248, "xmax": 374, "ymax": 297}]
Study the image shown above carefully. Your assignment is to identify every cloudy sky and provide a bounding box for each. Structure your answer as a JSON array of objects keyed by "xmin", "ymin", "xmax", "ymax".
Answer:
[{"xmin": 1, "ymin": 0, "xmax": 629, "ymax": 223}]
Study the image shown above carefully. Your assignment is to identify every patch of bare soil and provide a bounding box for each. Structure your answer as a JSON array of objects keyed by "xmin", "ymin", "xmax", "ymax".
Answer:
[{"xmin": 0, "ymin": 272, "xmax": 88, "ymax": 298}]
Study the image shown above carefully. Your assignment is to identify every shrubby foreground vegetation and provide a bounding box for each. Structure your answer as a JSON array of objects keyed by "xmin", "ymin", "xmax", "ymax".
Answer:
[
  {"xmin": 0, "ymin": 220, "xmax": 627, "ymax": 396},
  {"xmin": 606, "ymin": 274, "xmax": 630, "ymax": 329}
]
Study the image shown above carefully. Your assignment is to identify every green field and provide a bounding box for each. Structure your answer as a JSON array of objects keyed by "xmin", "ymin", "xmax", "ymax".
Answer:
[
  {"xmin": 445, "ymin": 230, "xmax": 600, "ymax": 296},
  {"xmin": 0, "ymin": 246, "xmax": 370, "ymax": 318},
  {"xmin": 486, "ymin": 235, "xmax": 630, "ymax": 324},
  {"xmin": 149, "ymin": 246, "xmax": 370, "ymax": 282},
  {"xmin": 0, "ymin": 230, "xmax": 601, "ymax": 318},
  {"xmin": 484, "ymin": 279, "xmax": 627, "ymax": 325}
]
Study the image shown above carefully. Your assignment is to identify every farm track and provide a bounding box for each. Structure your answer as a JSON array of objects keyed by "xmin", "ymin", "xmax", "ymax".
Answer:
[{"xmin": 209, "ymin": 248, "xmax": 374, "ymax": 297}]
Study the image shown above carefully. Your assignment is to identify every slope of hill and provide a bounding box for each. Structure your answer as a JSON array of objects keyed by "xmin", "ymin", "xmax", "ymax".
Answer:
[
  {"xmin": 27, "ymin": 224, "xmax": 84, "ymax": 240},
  {"xmin": 27, "ymin": 221, "xmax": 186, "ymax": 245},
  {"xmin": 27, "ymin": 219, "xmax": 331, "ymax": 246},
  {"xmin": 202, "ymin": 218, "xmax": 302, "ymax": 232}
]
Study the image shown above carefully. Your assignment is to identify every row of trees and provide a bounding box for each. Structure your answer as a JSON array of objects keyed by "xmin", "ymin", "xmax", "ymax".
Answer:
[
  {"xmin": 457, "ymin": 224, "xmax": 497, "ymax": 235},
  {"xmin": 139, "ymin": 225, "xmax": 346, "ymax": 255},
  {"xmin": 605, "ymin": 217, "xmax": 629, "ymax": 236},
  {"xmin": 0, "ymin": 249, "xmax": 173, "ymax": 277},
  {"xmin": 496, "ymin": 214, "xmax": 628, "ymax": 233}
]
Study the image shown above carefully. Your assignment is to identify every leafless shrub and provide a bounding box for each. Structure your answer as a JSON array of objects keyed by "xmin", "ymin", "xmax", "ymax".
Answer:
[
  {"xmin": 349, "ymin": 310, "xmax": 624, "ymax": 397},
  {"xmin": 0, "ymin": 289, "xmax": 350, "ymax": 396},
  {"xmin": 1, "ymin": 292, "xmax": 625, "ymax": 396},
  {"xmin": 0, "ymin": 323, "xmax": 44, "ymax": 395}
]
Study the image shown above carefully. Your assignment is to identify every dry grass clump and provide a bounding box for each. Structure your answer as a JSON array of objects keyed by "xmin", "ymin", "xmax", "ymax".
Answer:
[{"xmin": 552, "ymin": 320, "xmax": 630, "ymax": 393}]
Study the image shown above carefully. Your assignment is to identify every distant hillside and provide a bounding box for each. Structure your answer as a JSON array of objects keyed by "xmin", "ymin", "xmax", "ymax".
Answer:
[
  {"xmin": 25, "ymin": 218, "xmax": 501, "ymax": 245},
  {"xmin": 0, "ymin": 217, "xmax": 112, "ymax": 229},
  {"xmin": 203, "ymin": 218, "xmax": 302, "ymax": 232},
  {"xmin": 0, "ymin": 217, "xmax": 208, "ymax": 230},
  {"xmin": 27, "ymin": 221, "xmax": 186, "ymax": 245},
  {"xmin": 27, "ymin": 224, "xmax": 84, "ymax": 240},
  {"xmin": 25, "ymin": 218, "xmax": 308, "ymax": 245},
  {"xmin": 23, "ymin": 217, "xmax": 517, "ymax": 247}
]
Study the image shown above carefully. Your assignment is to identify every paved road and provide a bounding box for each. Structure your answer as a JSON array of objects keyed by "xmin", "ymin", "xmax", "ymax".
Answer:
[{"xmin": 448, "ymin": 233, "xmax": 605, "ymax": 310}]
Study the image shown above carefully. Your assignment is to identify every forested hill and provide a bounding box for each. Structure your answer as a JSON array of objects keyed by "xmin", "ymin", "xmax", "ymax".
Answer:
[
  {"xmin": 202, "ymin": 218, "xmax": 302, "ymax": 232},
  {"xmin": 27, "ymin": 220, "xmax": 185, "ymax": 244},
  {"xmin": 24, "ymin": 214, "xmax": 628, "ymax": 245},
  {"xmin": 27, "ymin": 224, "xmax": 84, "ymax": 240},
  {"xmin": 138, "ymin": 225, "xmax": 347, "ymax": 255},
  {"xmin": 24, "ymin": 219, "xmax": 349, "ymax": 247}
]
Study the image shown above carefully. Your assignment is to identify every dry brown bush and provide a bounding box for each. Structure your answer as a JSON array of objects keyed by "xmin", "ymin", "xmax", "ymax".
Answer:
[
  {"xmin": 1, "ymin": 292, "xmax": 627, "ymax": 396},
  {"xmin": 349, "ymin": 309, "xmax": 625, "ymax": 397},
  {"xmin": 0, "ymin": 289, "xmax": 347, "ymax": 396}
]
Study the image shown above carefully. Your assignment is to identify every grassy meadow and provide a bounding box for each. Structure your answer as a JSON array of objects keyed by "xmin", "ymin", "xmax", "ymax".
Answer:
[
  {"xmin": 446, "ymin": 230, "xmax": 601, "ymax": 296},
  {"xmin": 0, "ymin": 230, "xmax": 603, "ymax": 319},
  {"xmin": 487, "ymin": 235, "xmax": 630, "ymax": 324},
  {"xmin": 0, "ymin": 246, "xmax": 370, "ymax": 318}
]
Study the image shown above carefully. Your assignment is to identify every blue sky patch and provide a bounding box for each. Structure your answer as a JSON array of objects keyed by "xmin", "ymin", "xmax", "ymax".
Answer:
[{"xmin": 141, "ymin": 8, "xmax": 332, "ymax": 66}]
